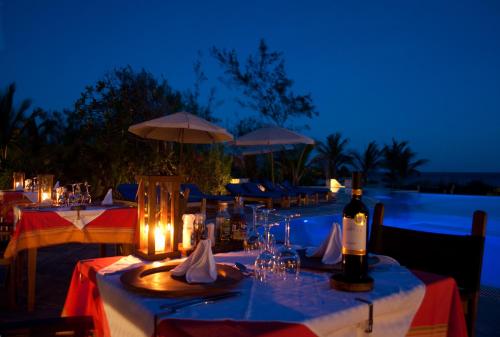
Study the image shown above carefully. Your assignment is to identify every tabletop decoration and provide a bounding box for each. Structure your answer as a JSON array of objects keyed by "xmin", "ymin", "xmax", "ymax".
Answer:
[
  {"xmin": 37, "ymin": 174, "xmax": 54, "ymax": 204},
  {"xmin": 171, "ymin": 239, "xmax": 217, "ymax": 283},
  {"xmin": 134, "ymin": 175, "xmax": 182, "ymax": 261},
  {"xmin": 13, "ymin": 172, "xmax": 25, "ymax": 190}
]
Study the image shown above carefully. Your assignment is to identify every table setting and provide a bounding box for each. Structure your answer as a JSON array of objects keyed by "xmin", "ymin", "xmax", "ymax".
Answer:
[{"xmin": 62, "ymin": 206, "xmax": 429, "ymax": 337}]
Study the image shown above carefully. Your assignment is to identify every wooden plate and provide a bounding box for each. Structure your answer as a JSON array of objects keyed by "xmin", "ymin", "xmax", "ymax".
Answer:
[
  {"xmin": 297, "ymin": 249, "xmax": 380, "ymax": 272},
  {"xmin": 120, "ymin": 263, "xmax": 244, "ymax": 297}
]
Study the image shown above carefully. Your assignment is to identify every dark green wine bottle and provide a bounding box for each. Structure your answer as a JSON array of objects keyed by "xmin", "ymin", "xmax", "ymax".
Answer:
[{"xmin": 341, "ymin": 172, "xmax": 369, "ymax": 281}]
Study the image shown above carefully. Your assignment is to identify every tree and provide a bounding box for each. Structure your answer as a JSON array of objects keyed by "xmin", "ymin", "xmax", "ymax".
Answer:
[
  {"xmin": 315, "ymin": 133, "xmax": 353, "ymax": 180},
  {"xmin": 211, "ymin": 39, "xmax": 317, "ymax": 127},
  {"xmin": 0, "ymin": 83, "xmax": 32, "ymax": 166},
  {"xmin": 382, "ymin": 139, "xmax": 428, "ymax": 187},
  {"xmin": 353, "ymin": 141, "xmax": 383, "ymax": 184},
  {"xmin": 279, "ymin": 144, "xmax": 315, "ymax": 185},
  {"xmin": 65, "ymin": 66, "xmax": 183, "ymax": 196}
]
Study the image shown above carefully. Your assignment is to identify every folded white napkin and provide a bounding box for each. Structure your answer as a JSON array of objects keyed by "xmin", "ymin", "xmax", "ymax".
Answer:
[
  {"xmin": 98, "ymin": 255, "xmax": 144, "ymax": 275},
  {"xmin": 306, "ymin": 222, "xmax": 342, "ymax": 264},
  {"xmin": 171, "ymin": 239, "xmax": 217, "ymax": 283},
  {"xmin": 101, "ymin": 188, "xmax": 113, "ymax": 205},
  {"xmin": 182, "ymin": 214, "xmax": 196, "ymax": 250},
  {"xmin": 55, "ymin": 208, "xmax": 106, "ymax": 230}
]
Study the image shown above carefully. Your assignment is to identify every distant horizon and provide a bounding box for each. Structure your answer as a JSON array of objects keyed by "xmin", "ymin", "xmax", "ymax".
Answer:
[{"xmin": 1, "ymin": 0, "xmax": 499, "ymax": 172}]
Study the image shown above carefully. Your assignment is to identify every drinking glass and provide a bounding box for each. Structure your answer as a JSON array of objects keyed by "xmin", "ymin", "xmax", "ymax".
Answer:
[
  {"xmin": 274, "ymin": 212, "xmax": 301, "ymax": 279},
  {"xmin": 254, "ymin": 232, "xmax": 277, "ymax": 282},
  {"xmin": 244, "ymin": 204, "xmax": 264, "ymax": 252}
]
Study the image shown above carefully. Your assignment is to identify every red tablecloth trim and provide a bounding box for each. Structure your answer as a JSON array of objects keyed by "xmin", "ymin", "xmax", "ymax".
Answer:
[
  {"xmin": 408, "ymin": 270, "xmax": 467, "ymax": 337},
  {"xmin": 62, "ymin": 256, "xmax": 121, "ymax": 337},
  {"xmin": 156, "ymin": 319, "xmax": 317, "ymax": 337}
]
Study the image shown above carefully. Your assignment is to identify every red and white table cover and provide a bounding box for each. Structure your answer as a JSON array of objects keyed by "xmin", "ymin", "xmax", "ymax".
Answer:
[{"xmin": 63, "ymin": 252, "xmax": 432, "ymax": 337}]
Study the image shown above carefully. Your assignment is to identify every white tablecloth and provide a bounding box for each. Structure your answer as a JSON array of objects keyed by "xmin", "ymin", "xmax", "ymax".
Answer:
[{"xmin": 96, "ymin": 252, "xmax": 425, "ymax": 337}]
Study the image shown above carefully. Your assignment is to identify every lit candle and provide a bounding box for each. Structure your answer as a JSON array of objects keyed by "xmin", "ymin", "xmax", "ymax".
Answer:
[
  {"xmin": 41, "ymin": 192, "xmax": 51, "ymax": 202},
  {"xmin": 154, "ymin": 223, "xmax": 166, "ymax": 252}
]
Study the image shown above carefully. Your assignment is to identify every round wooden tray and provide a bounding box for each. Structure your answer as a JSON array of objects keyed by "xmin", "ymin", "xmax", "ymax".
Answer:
[{"xmin": 120, "ymin": 263, "xmax": 244, "ymax": 298}]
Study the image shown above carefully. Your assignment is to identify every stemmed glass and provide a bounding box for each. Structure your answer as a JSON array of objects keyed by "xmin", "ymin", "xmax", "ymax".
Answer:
[
  {"xmin": 273, "ymin": 212, "xmax": 301, "ymax": 279},
  {"xmin": 244, "ymin": 204, "xmax": 264, "ymax": 251}
]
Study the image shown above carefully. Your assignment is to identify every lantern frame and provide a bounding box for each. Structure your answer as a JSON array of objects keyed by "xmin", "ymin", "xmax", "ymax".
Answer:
[
  {"xmin": 135, "ymin": 175, "xmax": 183, "ymax": 261},
  {"xmin": 13, "ymin": 172, "xmax": 25, "ymax": 190},
  {"xmin": 37, "ymin": 174, "xmax": 54, "ymax": 204}
]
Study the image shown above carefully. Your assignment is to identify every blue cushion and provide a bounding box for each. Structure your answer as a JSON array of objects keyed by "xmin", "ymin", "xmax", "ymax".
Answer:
[
  {"xmin": 181, "ymin": 183, "xmax": 204, "ymax": 196},
  {"xmin": 117, "ymin": 183, "xmax": 138, "ymax": 201},
  {"xmin": 225, "ymin": 183, "xmax": 246, "ymax": 196}
]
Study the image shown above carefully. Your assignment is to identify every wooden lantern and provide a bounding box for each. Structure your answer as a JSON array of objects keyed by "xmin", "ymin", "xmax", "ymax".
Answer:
[
  {"xmin": 135, "ymin": 175, "xmax": 183, "ymax": 261},
  {"xmin": 37, "ymin": 174, "xmax": 54, "ymax": 204},
  {"xmin": 13, "ymin": 172, "xmax": 25, "ymax": 190}
]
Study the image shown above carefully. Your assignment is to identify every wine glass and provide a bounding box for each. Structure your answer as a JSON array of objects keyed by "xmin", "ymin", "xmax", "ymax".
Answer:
[
  {"xmin": 274, "ymin": 212, "xmax": 301, "ymax": 279},
  {"xmin": 254, "ymin": 231, "xmax": 277, "ymax": 282},
  {"xmin": 244, "ymin": 203, "xmax": 264, "ymax": 252}
]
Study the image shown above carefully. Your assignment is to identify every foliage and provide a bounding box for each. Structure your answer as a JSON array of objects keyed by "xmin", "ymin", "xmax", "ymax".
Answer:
[
  {"xmin": 315, "ymin": 132, "xmax": 353, "ymax": 180},
  {"xmin": 60, "ymin": 66, "xmax": 185, "ymax": 196},
  {"xmin": 183, "ymin": 145, "xmax": 232, "ymax": 195},
  {"xmin": 0, "ymin": 83, "xmax": 32, "ymax": 167},
  {"xmin": 382, "ymin": 139, "xmax": 428, "ymax": 187},
  {"xmin": 279, "ymin": 144, "xmax": 315, "ymax": 185},
  {"xmin": 211, "ymin": 39, "xmax": 317, "ymax": 127},
  {"xmin": 353, "ymin": 141, "xmax": 383, "ymax": 184}
]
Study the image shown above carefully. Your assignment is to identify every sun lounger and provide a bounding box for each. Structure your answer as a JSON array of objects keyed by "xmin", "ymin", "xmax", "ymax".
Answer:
[{"xmin": 225, "ymin": 183, "xmax": 287, "ymax": 208}]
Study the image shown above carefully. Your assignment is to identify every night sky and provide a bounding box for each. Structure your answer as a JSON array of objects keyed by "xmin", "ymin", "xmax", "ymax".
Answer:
[{"xmin": 1, "ymin": 0, "xmax": 499, "ymax": 172}]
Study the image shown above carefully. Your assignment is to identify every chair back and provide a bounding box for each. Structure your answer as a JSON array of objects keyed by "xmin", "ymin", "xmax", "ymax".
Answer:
[
  {"xmin": 369, "ymin": 203, "xmax": 486, "ymax": 293},
  {"xmin": 369, "ymin": 203, "xmax": 487, "ymax": 337}
]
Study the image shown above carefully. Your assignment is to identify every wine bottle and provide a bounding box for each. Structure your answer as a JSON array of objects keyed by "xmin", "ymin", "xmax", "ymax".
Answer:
[{"xmin": 341, "ymin": 172, "xmax": 369, "ymax": 282}]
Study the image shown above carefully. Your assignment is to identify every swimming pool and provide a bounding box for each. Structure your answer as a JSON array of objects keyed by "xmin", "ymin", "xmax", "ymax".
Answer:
[{"xmin": 271, "ymin": 189, "xmax": 500, "ymax": 287}]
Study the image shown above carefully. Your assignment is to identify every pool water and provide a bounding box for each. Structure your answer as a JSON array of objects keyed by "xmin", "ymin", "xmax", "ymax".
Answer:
[{"xmin": 270, "ymin": 189, "xmax": 500, "ymax": 287}]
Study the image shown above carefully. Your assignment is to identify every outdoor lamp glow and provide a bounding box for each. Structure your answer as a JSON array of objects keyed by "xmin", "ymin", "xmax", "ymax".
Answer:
[
  {"xmin": 37, "ymin": 174, "xmax": 54, "ymax": 204},
  {"xmin": 13, "ymin": 172, "xmax": 25, "ymax": 191},
  {"xmin": 135, "ymin": 175, "xmax": 181, "ymax": 261}
]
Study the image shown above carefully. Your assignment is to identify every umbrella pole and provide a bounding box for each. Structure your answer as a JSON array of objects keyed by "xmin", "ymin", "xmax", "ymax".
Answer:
[{"xmin": 270, "ymin": 151, "xmax": 274, "ymax": 184}]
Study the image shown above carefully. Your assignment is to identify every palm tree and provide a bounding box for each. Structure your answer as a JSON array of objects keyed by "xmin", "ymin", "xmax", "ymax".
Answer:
[
  {"xmin": 0, "ymin": 83, "xmax": 32, "ymax": 166},
  {"xmin": 353, "ymin": 141, "xmax": 382, "ymax": 185},
  {"xmin": 382, "ymin": 139, "xmax": 428, "ymax": 187},
  {"xmin": 279, "ymin": 144, "xmax": 315, "ymax": 185},
  {"xmin": 315, "ymin": 132, "xmax": 353, "ymax": 180}
]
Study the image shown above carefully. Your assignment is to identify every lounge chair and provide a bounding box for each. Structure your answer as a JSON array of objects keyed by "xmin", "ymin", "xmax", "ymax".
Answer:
[
  {"xmin": 281, "ymin": 181, "xmax": 332, "ymax": 202},
  {"xmin": 225, "ymin": 183, "xmax": 285, "ymax": 208},
  {"xmin": 181, "ymin": 184, "xmax": 234, "ymax": 203}
]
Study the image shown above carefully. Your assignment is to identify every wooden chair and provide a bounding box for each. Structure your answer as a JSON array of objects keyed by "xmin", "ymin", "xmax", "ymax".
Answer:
[
  {"xmin": 369, "ymin": 203, "xmax": 487, "ymax": 337},
  {"xmin": 0, "ymin": 209, "xmax": 16, "ymax": 309},
  {"xmin": 0, "ymin": 316, "xmax": 94, "ymax": 337}
]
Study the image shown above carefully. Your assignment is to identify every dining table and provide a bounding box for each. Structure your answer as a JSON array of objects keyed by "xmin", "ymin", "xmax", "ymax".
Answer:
[
  {"xmin": 3, "ymin": 203, "xmax": 137, "ymax": 311},
  {"xmin": 62, "ymin": 251, "xmax": 467, "ymax": 337},
  {"xmin": 0, "ymin": 189, "xmax": 38, "ymax": 223}
]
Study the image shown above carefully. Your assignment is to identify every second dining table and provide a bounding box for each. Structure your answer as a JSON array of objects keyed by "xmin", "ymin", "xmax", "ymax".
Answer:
[{"xmin": 4, "ymin": 203, "xmax": 137, "ymax": 311}]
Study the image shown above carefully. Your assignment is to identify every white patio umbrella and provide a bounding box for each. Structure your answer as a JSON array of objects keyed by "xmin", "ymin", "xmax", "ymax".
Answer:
[
  {"xmin": 234, "ymin": 126, "xmax": 314, "ymax": 183},
  {"xmin": 128, "ymin": 111, "xmax": 233, "ymax": 144},
  {"xmin": 128, "ymin": 111, "xmax": 233, "ymax": 169}
]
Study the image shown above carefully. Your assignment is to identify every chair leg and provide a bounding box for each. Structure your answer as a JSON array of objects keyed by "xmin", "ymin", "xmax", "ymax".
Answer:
[
  {"xmin": 8, "ymin": 259, "xmax": 16, "ymax": 309},
  {"xmin": 467, "ymin": 293, "xmax": 479, "ymax": 337}
]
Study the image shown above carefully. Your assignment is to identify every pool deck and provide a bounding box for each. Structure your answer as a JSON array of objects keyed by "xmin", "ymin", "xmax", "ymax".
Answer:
[{"xmin": 0, "ymin": 242, "xmax": 499, "ymax": 336}]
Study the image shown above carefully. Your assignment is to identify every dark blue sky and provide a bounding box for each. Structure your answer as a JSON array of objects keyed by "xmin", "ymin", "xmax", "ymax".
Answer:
[{"xmin": 1, "ymin": 0, "xmax": 499, "ymax": 172}]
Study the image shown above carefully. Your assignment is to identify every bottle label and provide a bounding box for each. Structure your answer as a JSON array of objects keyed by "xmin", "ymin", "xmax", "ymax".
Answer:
[{"xmin": 342, "ymin": 213, "xmax": 367, "ymax": 255}]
